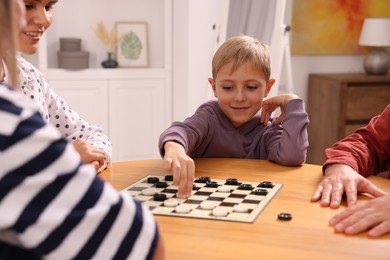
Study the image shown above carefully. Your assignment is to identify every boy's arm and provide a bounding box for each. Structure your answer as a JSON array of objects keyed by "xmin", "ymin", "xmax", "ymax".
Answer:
[
  {"xmin": 262, "ymin": 96, "xmax": 309, "ymax": 166},
  {"xmin": 158, "ymin": 102, "xmax": 219, "ymax": 198},
  {"xmin": 158, "ymin": 101, "xmax": 217, "ymax": 157},
  {"xmin": 260, "ymin": 94, "xmax": 299, "ymax": 125},
  {"xmin": 163, "ymin": 141, "xmax": 194, "ymax": 198}
]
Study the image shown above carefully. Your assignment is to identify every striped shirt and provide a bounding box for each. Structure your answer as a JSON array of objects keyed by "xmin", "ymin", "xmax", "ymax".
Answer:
[{"xmin": 0, "ymin": 84, "xmax": 158, "ymax": 259}]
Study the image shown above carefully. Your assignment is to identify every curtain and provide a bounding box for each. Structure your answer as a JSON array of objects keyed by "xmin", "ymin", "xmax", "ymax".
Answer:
[
  {"xmin": 225, "ymin": 0, "xmax": 293, "ymax": 97},
  {"xmin": 226, "ymin": 0, "xmax": 276, "ymax": 45}
]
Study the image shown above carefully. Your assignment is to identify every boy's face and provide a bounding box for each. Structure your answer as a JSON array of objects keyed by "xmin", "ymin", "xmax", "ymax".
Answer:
[{"xmin": 209, "ymin": 61, "xmax": 274, "ymax": 128}]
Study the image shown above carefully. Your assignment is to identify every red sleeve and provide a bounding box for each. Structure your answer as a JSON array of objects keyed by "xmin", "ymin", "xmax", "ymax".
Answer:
[{"xmin": 323, "ymin": 105, "xmax": 390, "ymax": 177}]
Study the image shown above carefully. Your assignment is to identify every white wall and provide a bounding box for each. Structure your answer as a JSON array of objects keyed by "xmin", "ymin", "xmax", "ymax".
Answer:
[
  {"xmin": 291, "ymin": 55, "xmax": 365, "ymax": 102},
  {"xmin": 172, "ymin": 0, "xmax": 229, "ymax": 121}
]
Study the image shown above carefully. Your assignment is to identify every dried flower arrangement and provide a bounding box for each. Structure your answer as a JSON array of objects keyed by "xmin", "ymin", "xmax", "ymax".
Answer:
[{"xmin": 92, "ymin": 21, "xmax": 121, "ymax": 53}]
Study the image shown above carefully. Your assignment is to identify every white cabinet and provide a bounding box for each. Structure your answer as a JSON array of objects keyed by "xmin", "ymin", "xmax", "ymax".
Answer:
[
  {"xmin": 47, "ymin": 79, "xmax": 109, "ymax": 133},
  {"xmin": 36, "ymin": 0, "xmax": 172, "ymax": 162},
  {"xmin": 42, "ymin": 68, "xmax": 170, "ymax": 162}
]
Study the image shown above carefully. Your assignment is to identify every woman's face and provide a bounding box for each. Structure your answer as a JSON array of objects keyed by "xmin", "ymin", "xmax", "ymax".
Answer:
[{"xmin": 18, "ymin": 0, "xmax": 58, "ymax": 54}]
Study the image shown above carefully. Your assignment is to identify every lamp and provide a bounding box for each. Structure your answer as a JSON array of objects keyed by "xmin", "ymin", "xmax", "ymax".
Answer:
[{"xmin": 358, "ymin": 18, "xmax": 390, "ymax": 75}]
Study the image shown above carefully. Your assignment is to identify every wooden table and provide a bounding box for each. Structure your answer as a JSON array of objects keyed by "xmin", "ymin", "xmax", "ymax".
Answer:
[{"xmin": 100, "ymin": 158, "xmax": 390, "ymax": 260}]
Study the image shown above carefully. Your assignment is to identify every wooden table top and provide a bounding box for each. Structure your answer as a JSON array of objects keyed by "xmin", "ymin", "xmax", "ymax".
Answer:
[{"xmin": 99, "ymin": 158, "xmax": 390, "ymax": 260}]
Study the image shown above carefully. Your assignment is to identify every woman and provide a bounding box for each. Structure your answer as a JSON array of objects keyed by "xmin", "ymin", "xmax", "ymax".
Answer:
[
  {"xmin": 0, "ymin": 0, "xmax": 164, "ymax": 258},
  {"xmin": 6, "ymin": 0, "xmax": 111, "ymax": 172}
]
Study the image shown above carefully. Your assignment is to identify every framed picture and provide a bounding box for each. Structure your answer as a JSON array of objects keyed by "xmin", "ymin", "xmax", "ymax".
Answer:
[{"xmin": 115, "ymin": 22, "xmax": 148, "ymax": 67}]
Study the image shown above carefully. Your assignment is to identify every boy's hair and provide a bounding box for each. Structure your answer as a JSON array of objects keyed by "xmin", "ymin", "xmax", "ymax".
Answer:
[
  {"xmin": 0, "ymin": 0, "xmax": 19, "ymax": 87},
  {"xmin": 211, "ymin": 35, "xmax": 271, "ymax": 81}
]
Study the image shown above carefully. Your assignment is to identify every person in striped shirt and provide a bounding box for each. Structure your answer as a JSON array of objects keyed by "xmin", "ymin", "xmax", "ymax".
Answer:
[
  {"xmin": 4, "ymin": 0, "xmax": 112, "ymax": 173},
  {"xmin": 0, "ymin": 0, "xmax": 165, "ymax": 258}
]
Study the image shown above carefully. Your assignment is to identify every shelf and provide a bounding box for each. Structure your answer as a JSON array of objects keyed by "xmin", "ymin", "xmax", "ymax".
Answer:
[{"xmin": 37, "ymin": 0, "xmax": 171, "ymax": 71}]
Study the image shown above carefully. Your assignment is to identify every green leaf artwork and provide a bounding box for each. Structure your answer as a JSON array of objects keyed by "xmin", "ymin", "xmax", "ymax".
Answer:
[{"xmin": 120, "ymin": 31, "xmax": 143, "ymax": 60}]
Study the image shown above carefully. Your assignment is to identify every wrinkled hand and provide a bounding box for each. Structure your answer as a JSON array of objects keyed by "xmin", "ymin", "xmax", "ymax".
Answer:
[
  {"xmin": 329, "ymin": 195, "xmax": 390, "ymax": 237},
  {"xmin": 163, "ymin": 141, "xmax": 194, "ymax": 198},
  {"xmin": 73, "ymin": 139, "xmax": 105, "ymax": 171},
  {"xmin": 260, "ymin": 94, "xmax": 299, "ymax": 125},
  {"xmin": 311, "ymin": 164, "xmax": 386, "ymax": 208}
]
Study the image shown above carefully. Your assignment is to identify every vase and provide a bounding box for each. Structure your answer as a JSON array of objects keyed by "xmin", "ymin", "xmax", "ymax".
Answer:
[{"xmin": 101, "ymin": 52, "xmax": 118, "ymax": 68}]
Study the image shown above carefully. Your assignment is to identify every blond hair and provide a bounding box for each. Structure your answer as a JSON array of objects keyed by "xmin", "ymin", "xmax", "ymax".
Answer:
[
  {"xmin": 0, "ymin": 0, "xmax": 19, "ymax": 87},
  {"xmin": 211, "ymin": 35, "xmax": 271, "ymax": 81}
]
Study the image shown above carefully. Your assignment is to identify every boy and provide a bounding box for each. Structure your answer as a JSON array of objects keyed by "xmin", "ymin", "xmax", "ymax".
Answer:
[{"xmin": 159, "ymin": 35, "xmax": 309, "ymax": 197}]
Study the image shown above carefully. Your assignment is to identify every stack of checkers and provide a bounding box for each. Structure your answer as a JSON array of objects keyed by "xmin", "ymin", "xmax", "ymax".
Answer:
[{"xmin": 123, "ymin": 175, "xmax": 283, "ymax": 223}]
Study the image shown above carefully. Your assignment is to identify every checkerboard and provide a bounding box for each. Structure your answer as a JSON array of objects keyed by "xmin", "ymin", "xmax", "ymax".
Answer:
[{"xmin": 122, "ymin": 175, "xmax": 283, "ymax": 223}]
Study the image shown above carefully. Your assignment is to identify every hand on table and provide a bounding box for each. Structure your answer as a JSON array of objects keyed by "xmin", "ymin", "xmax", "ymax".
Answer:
[
  {"xmin": 260, "ymin": 94, "xmax": 299, "ymax": 125},
  {"xmin": 311, "ymin": 163, "xmax": 386, "ymax": 208},
  {"xmin": 329, "ymin": 195, "xmax": 390, "ymax": 237},
  {"xmin": 163, "ymin": 141, "xmax": 194, "ymax": 198},
  {"xmin": 73, "ymin": 139, "xmax": 106, "ymax": 172}
]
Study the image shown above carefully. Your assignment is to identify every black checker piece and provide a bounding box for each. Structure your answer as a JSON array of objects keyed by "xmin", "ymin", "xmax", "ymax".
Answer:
[
  {"xmin": 253, "ymin": 189, "xmax": 268, "ymax": 195},
  {"xmin": 205, "ymin": 181, "xmax": 219, "ymax": 188},
  {"xmin": 258, "ymin": 181, "xmax": 274, "ymax": 188},
  {"xmin": 238, "ymin": 183, "xmax": 254, "ymax": 190},
  {"xmin": 225, "ymin": 178, "xmax": 240, "ymax": 185},
  {"xmin": 195, "ymin": 176, "xmax": 211, "ymax": 183},
  {"xmin": 147, "ymin": 177, "xmax": 160, "ymax": 183},
  {"xmin": 155, "ymin": 181, "xmax": 169, "ymax": 188},
  {"xmin": 153, "ymin": 193, "xmax": 167, "ymax": 201},
  {"xmin": 164, "ymin": 175, "xmax": 173, "ymax": 181}
]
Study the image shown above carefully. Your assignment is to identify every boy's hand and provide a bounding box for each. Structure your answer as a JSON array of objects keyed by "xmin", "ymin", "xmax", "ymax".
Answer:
[
  {"xmin": 260, "ymin": 94, "xmax": 299, "ymax": 125},
  {"xmin": 163, "ymin": 141, "xmax": 194, "ymax": 198}
]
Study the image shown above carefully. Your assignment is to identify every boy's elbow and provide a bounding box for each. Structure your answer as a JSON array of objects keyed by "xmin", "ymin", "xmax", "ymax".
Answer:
[
  {"xmin": 281, "ymin": 155, "xmax": 306, "ymax": 166},
  {"xmin": 271, "ymin": 150, "xmax": 307, "ymax": 166}
]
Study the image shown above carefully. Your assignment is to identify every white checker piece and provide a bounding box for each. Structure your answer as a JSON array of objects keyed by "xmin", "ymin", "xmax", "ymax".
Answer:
[{"xmin": 123, "ymin": 175, "xmax": 283, "ymax": 223}]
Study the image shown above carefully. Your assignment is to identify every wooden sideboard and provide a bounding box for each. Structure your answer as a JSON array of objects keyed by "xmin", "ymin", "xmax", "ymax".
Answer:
[{"xmin": 307, "ymin": 73, "xmax": 390, "ymax": 165}]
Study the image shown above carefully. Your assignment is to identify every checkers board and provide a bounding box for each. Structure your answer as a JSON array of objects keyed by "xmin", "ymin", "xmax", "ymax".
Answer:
[{"xmin": 122, "ymin": 175, "xmax": 283, "ymax": 223}]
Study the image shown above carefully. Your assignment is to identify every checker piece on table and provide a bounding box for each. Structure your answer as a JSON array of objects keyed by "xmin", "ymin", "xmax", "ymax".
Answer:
[{"xmin": 123, "ymin": 175, "xmax": 283, "ymax": 223}]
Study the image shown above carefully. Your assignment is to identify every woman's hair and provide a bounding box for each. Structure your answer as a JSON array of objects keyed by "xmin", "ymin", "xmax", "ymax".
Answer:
[
  {"xmin": 211, "ymin": 35, "xmax": 271, "ymax": 81},
  {"xmin": 0, "ymin": 0, "xmax": 19, "ymax": 87}
]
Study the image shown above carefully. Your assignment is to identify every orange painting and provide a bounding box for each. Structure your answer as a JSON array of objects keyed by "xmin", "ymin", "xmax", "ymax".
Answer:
[{"xmin": 291, "ymin": 0, "xmax": 390, "ymax": 55}]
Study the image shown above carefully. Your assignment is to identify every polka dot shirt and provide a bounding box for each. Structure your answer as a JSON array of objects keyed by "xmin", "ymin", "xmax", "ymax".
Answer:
[{"xmin": 15, "ymin": 56, "xmax": 112, "ymax": 171}]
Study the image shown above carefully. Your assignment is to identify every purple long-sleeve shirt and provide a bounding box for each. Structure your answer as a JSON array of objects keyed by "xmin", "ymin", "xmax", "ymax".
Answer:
[{"xmin": 159, "ymin": 99, "xmax": 309, "ymax": 166}]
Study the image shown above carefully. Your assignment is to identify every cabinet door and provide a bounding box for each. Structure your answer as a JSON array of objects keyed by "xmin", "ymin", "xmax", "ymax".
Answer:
[
  {"xmin": 109, "ymin": 79, "xmax": 166, "ymax": 161},
  {"xmin": 48, "ymin": 80, "xmax": 109, "ymax": 133}
]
